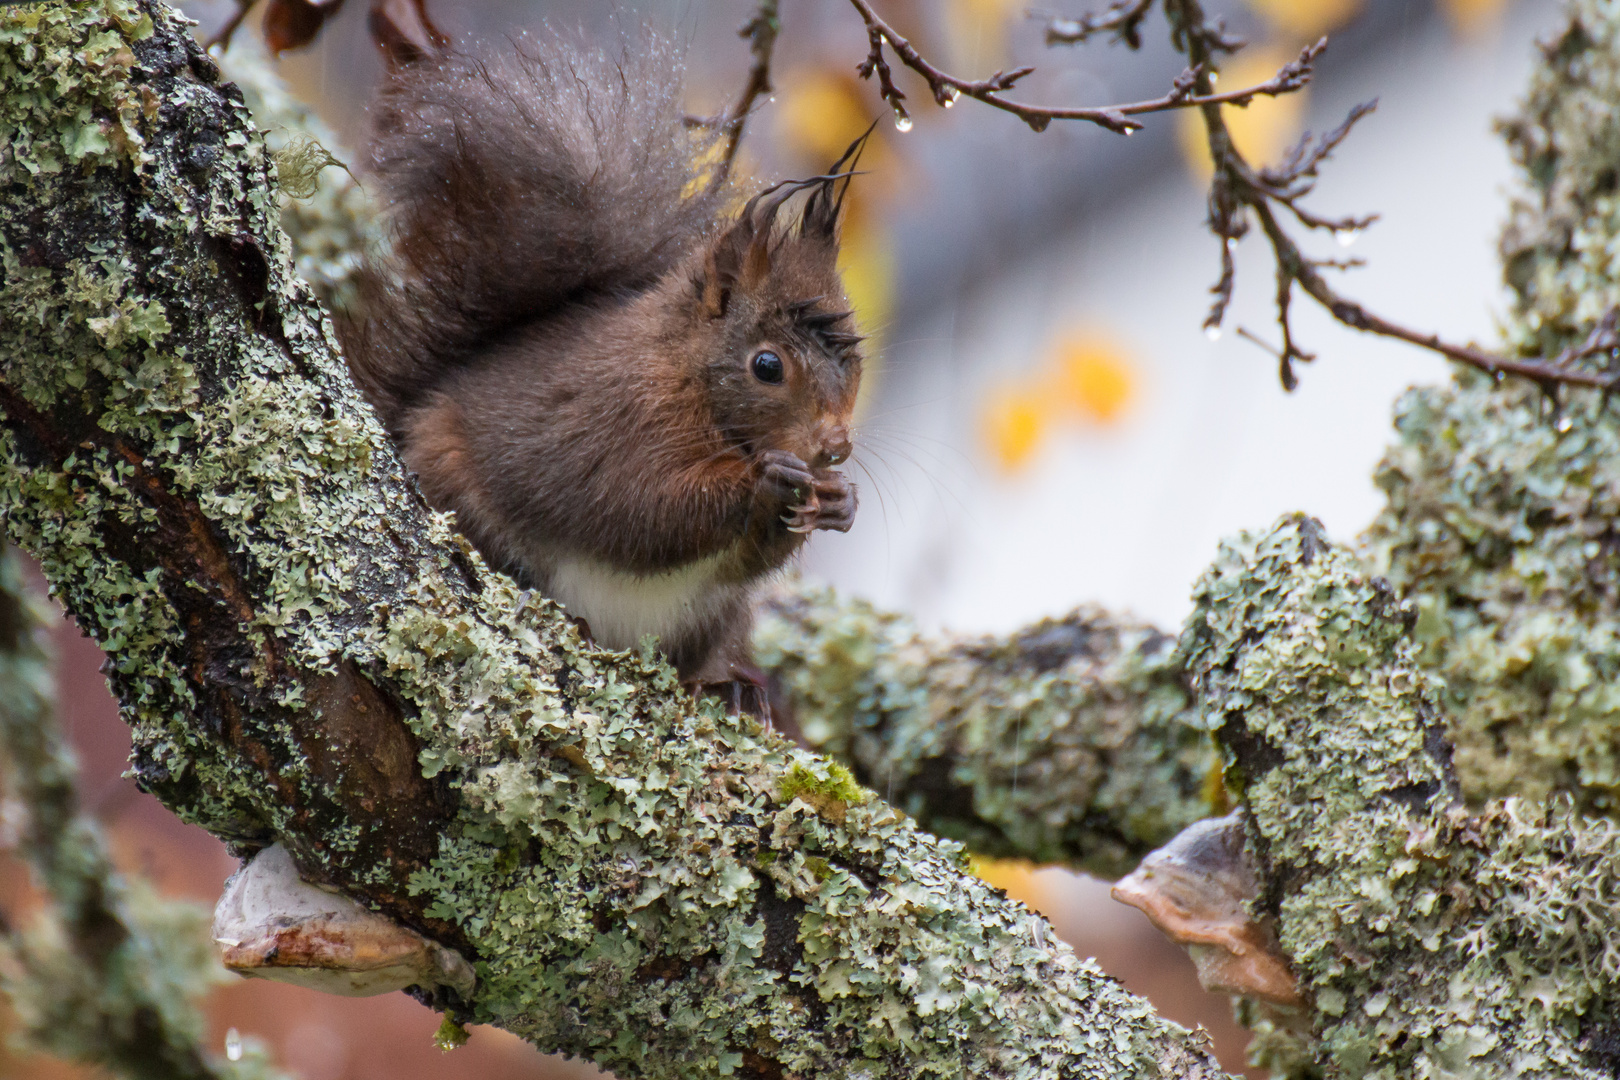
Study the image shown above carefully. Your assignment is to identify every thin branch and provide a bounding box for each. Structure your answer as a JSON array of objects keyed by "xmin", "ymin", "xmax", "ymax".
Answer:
[
  {"xmin": 705, "ymin": 0, "xmax": 780, "ymax": 190},
  {"xmin": 1137, "ymin": 0, "xmax": 1618, "ymax": 393},
  {"xmin": 205, "ymin": 0, "xmax": 257, "ymax": 52},
  {"xmin": 1032, "ymin": 0, "xmax": 1156, "ymax": 49},
  {"xmin": 848, "ymin": 0, "xmax": 1319, "ymax": 134}
]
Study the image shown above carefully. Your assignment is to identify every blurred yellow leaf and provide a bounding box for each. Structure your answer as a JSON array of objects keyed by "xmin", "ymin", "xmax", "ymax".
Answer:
[
  {"xmin": 778, "ymin": 69, "xmax": 879, "ymax": 165},
  {"xmin": 944, "ymin": 0, "xmax": 1024, "ymax": 70},
  {"xmin": 1244, "ymin": 0, "xmax": 1363, "ymax": 38},
  {"xmin": 1438, "ymin": 0, "xmax": 1510, "ymax": 36},
  {"xmin": 982, "ymin": 388, "xmax": 1049, "ymax": 471},
  {"xmin": 972, "ymin": 857, "xmax": 1058, "ymax": 915},
  {"xmin": 1178, "ymin": 45, "xmax": 1309, "ymax": 180},
  {"xmin": 1055, "ymin": 337, "xmax": 1134, "ymax": 423},
  {"xmin": 839, "ymin": 213, "xmax": 892, "ymax": 415}
]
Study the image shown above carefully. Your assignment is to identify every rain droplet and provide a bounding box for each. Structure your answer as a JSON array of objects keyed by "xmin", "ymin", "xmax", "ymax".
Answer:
[
  {"xmin": 1208, "ymin": 70, "xmax": 1219, "ymax": 86},
  {"xmin": 1205, "ymin": 325, "xmax": 1223, "ymax": 342},
  {"xmin": 894, "ymin": 110, "xmax": 913, "ymax": 133},
  {"xmin": 941, "ymin": 87, "xmax": 960, "ymax": 108},
  {"xmin": 225, "ymin": 1029, "xmax": 243, "ymax": 1063},
  {"xmin": 1124, "ymin": 128, "xmax": 1136, "ymax": 136},
  {"xmin": 1336, "ymin": 229, "xmax": 1360, "ymax": 248},
  {"xmin": 1557, "ymin": 415, "xmax": 1574, "ymax": 432}
]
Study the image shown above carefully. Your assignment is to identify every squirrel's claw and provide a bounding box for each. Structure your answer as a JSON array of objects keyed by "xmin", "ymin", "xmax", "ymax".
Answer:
[{"xmin": 758, "ymin": 450, "xmax": 858, "ymax": 534}]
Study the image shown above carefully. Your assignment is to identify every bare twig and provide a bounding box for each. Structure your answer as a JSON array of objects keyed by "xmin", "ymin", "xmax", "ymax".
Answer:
[
  {"xmin": 205, "ymin": 0, "xmax": 258, "ymax": 52},
  {"xmin": 704, "ymin": 0, "xmax": 780, "ymax": 190},
  {"xmin": 1100, "ymin": 0, "xmax": 1620, "ymax": 393},
  {"xmin": 1033, "ymin": 0, "xmax": 1156, "ymax": 49},
  {"xmin": 848, "ymin": 0, "xmax": 1318, "ymax": 134}
]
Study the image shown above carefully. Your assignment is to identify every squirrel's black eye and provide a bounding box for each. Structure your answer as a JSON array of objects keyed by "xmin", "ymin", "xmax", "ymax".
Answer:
[{"xmin": 751, "ymin": 350, "xmax": 785, "ymax": 384}]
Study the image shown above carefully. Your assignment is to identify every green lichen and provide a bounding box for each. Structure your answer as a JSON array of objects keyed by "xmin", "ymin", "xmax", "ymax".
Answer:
[
  {"xmin": 214, "ymin": 34, "xmax": 375, "ymax": 317},
  {"xmin": 1186, "ymin": 516, "xmax": 1620, "ymax": 1080},
  {"xmin": 1361, "ymin": 0, "xmax": 1620, "ymax": 817},
  {"xmin": 0, "ymin": 548, "xmax": 287, "ymax": 1080},
  {"xmin": 756, "ymin": 587, "xmax": 1219, "ymax": 880},
  {"xmin": 1497, "ymin": 0, "xmax": 1620, "ymax": 360},
  {"xmin": 0, "ymin": 4, "xmax": 1228, "ymax": 1077}
]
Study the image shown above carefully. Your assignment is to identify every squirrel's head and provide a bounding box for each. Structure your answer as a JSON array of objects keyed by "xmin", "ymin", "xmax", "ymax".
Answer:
[{"xmin": 689, "ymin": 165, "xmax": 865, "ymax": 472}]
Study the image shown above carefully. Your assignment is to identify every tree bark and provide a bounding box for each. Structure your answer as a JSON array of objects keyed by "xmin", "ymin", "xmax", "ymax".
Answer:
[
  {"xmin": 0, "ymin": 3, "xmax": 1228, "ymax": 1077},
  {"xmin": 758, "ymin": 587, "xmax": 1218, "ymax": 880},
  {"xmin": 1186, "ymin": 514, "xmax": 1620, "ymax": 1080}
]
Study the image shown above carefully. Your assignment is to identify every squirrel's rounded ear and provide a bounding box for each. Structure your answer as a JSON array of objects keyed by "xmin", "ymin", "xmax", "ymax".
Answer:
[
  {"xmin": 700, "ymin": 221, "xmax": 748, "ymax": 318},
  {"xmin": 700, "ymin": 207, "xmax": 774, "ymax": 318}
]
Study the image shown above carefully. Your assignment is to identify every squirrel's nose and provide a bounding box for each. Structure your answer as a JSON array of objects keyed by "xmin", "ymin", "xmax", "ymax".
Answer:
[{"xmin": 818, "ymin": 424, "xmax": 853, "ymax": 468}]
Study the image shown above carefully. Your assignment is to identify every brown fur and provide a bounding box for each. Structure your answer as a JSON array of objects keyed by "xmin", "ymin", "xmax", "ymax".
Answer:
[{"xmin": 341, "ymin": 32, "xmax": 864, "ymax": 688}]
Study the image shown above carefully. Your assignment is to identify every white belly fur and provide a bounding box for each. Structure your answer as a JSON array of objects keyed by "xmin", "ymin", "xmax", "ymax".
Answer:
[{"xmin": 546, "ymin": 551, "xmax": 740, "ymax": 651}]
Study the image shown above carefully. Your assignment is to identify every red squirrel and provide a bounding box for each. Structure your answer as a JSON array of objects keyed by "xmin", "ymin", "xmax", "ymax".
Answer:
[{"xmin": 342, "ymin": 33, "xmax": 864, "ymax": 708}]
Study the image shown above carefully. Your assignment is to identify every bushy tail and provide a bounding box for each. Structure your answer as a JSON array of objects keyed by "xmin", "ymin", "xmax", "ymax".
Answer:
[{"xmin": 343, "ymin": 33, "xmax": 725, "ymax": 427}]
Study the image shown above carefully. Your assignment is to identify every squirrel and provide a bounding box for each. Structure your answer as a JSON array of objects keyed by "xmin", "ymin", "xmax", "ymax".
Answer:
[{"xmin": 341, "ymin": 31, "xmax": 865, "ymax": 712}]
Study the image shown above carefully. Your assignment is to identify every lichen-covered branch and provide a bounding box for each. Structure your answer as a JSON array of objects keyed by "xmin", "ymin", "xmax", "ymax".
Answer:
[
  {"xmin": 0, "ymin": 548, "xmax": 282, "ymax": 1080},
  {"xmin": 1183, "ymin": 515, "xmax": 1620, "ymax": 1079},
  {"xmin": 1361, "ymin": 0, "xmax": 1620, "ymax": 817},
  {"xmin": 0, "ymin": 3, "xmax": 1230, "ymax": 1076},
  {"xmin": 756, "ymin": 587, "xmax": 1219, "ymax": 880}
]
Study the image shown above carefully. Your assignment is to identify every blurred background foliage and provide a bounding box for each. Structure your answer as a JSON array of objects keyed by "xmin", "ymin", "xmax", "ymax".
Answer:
[{"xmin": 0, "ymin": 0, "xmax": 1557, "ymax": 1077}]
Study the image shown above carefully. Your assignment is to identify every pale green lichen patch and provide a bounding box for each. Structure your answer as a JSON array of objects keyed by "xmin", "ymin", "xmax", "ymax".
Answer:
[
  {"xmin": 1361, "ymin": 0, "xmax": 1620, "ymax": 817},
  {"xmin": 756, "ymin": 587, "xmax": 1218, "ymax": 879},
  {"xmin": 1186, "ymin": 516, "xmax": 1620, "ymax": 1080},
  {"xmin": 214, "ymin": 35, "xmax": 376, "ymax": 316},
  {"xmin": 0, "ymin": 5, "xmax": 1226, "ymax": 1076}
]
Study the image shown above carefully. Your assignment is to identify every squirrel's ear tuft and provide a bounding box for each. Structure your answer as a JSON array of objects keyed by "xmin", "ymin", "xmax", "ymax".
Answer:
[{"xmin": 799, "ymin": 120, "xmax": 878, "ymax": 241}]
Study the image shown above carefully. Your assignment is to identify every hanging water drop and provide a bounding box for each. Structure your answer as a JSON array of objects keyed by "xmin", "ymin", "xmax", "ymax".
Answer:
[
  {"xmin": 1205, "ymin": 325, "xmax": 1223, "ymax": 342},
  {"xmin": 1557, "ymin": 415, "xmax": 1574, "ymax": 433},
  {"xmin": 941, "ymin": 86, "xmax": 959, "ymax": 108},
  {"xmin": 1336, "ymin": 229, "xmax": 1360, "ymax": 248},
  {"xmin": 894, "ymin": 108, "xmax": 913, "ymax": 133},
  {"xmin": 226, "ymin": 1029, "xmax": 243, "ymax": 1063}
]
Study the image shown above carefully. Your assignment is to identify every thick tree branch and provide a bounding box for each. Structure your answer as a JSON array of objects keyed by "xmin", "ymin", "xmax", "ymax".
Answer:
[
  {"xmin": 0, "ymin": 3, "xmax": 1229, "ymax": 1076},
  {"xmin": 1361, "ymin": 0, "xmax": 1620, "ymax": 819},
  {"xmin": 1178, "ymin": 515, "xmax": 1620, "ymax": 1078},
  {"xmin": 756, "ymin": 586, "xmax": 1218, "ymax": 880},
  {"xmin": 0, "ymin": 549, "xmax": 273, "ymax": 1080}
]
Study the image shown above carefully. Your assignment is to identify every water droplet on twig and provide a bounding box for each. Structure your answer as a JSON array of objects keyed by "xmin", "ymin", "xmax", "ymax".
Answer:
[
  {"xmin": 1206, "ymin": 326, "xmax": 1223, "ymax": 342},
  {"xmin": 941, "ymin": 86, "xmax": 959, "ymax": 108},
  {"xmin": 226, "ymin": 1029, "xmax": 243, "ymax": 1062},
  {"xmin": 894, "ymin": 109, "xmax": 913, "ymax": 133},
  {"xmin": 1336, "ymin": 229, "xmax": 1360, "ymax": 248}
]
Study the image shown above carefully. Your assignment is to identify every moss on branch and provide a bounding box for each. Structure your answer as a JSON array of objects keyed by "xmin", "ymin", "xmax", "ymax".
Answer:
[
  {"xmin": 0, "ymin": 3, "xmax": 1229, "ymax": 1076},
  {"xmin": 1185, "ymin": 515, "xmax": 1620, "ymax": 1079},
  {"xmin": 756, "ymin": 587, "xmax": 1219, "ymax": 880}
]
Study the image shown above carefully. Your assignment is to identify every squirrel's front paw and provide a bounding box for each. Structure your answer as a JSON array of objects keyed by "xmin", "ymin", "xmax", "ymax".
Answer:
[
  {"xmin": 799, "ymin": 471, "xmax": 856, "ymax": 533},
  {"xmin": 758, "ymin": 450, "xmax": 856, "ymax": 534}
]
